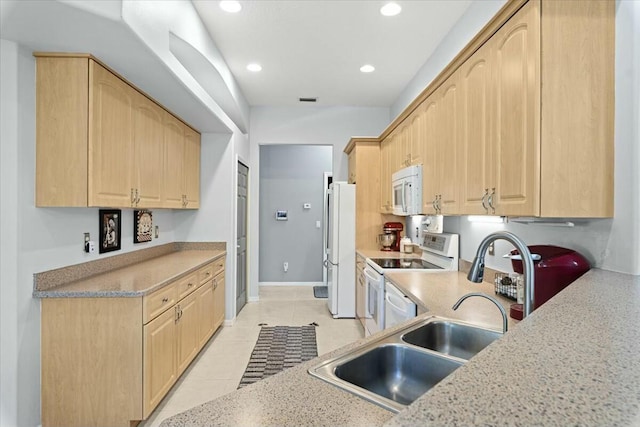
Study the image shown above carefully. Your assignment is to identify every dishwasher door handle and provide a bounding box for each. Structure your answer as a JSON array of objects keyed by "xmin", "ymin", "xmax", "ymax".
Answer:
[{"xmin": 385, "ymin": 292, "xmax": 411, "ymax": 315}]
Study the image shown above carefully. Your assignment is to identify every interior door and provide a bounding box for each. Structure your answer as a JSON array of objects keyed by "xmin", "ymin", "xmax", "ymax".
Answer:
[{"xmin": 236, "ymin": 162, "xmax": 248, "ymax": 315}]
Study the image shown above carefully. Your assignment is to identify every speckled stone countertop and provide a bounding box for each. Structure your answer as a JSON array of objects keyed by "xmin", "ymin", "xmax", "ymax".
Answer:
[
  {"xmin": 33, "ymin": 250, "xmax": 226, "ymax": 298},
  {"xmin": 384, "ymin": 271, "xmax": 518, "ymax": 331},
  {"xmin": 160, "ymin": 268, "xmax": 640, "ymax": 427},
  {"xmin": 385, "ymin": 269, "xmax": 640, "ymax": 427}
]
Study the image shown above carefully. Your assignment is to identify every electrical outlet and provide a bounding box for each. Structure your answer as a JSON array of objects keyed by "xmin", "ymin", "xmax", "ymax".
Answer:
[
  {"xmin": 84, "ymin": 233, "xmax": 90, "ymax": 253},
  {"xmin": 283, "ymin": 262, "xmax": 289, "ymax": 272},
  {"xmin": 155, "ymin": 226, "xmax": 159, "ymax": 238},
  {"xmin": 488, "ymin": 242, "xmax": 495, "ymax": 256}
]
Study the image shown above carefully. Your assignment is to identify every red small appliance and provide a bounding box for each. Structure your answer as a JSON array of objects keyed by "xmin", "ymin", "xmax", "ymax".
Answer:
[
  {"xmin": 508, "ymin": 245, "xmax": 590, "ymax": 319},
  {"xmin": 383, "ymin": 222, "xmax": 404, "ymax": 252}
]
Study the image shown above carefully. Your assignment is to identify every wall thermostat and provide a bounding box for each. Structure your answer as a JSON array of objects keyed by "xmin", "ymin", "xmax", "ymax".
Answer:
[{"xmin": 276, "ymin": 210, "xmax": 288, "ymax": 221}]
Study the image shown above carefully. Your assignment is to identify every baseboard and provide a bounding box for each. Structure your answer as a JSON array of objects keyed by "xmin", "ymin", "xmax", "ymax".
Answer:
[
  {"xmin": 259, "ymin": 281, "xmax": 324, "ymax": 287},
  {"xmin": 223, "ymin": 319, "xmax": 235, "ymax": 326},
  {"xmin": 248, "ymin": 296, "xmax": 260, "ymax": 302}
]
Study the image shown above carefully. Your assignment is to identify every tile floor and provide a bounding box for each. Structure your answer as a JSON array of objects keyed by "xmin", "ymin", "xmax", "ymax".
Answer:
[{"xmin": 141, "ymin": 286, "xmax": 364, "ymax": 427}]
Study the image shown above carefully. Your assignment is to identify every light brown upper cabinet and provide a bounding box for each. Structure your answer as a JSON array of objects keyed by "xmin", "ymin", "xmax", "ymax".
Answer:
[
  {"xmin": 379, "ymin": 136, "xmax": 393, "ymax": 214},
  {"xmin": 345, "ymin": 138, "xmax": 383, "ymax": 250},
  {"xmin": 381, "ymin": 0, "xmax": 614, "ymax": 218},
  {"xmin": 35, "ymin": 53, "xmax": 201, "ymax": 209},
  {"xmin": 459, "ymin": 42, "xmax": 493, "ymax": 215},
  {"xmin": 459, "ymin": 0, "xmax": 613, "ymax": 217},
  {"xmin": 421, "ymin": 70, "xmax": 460, "ymax": 215},
  {"xmin": 459, "ymin": 2, "xmax": 539, "ymax": 216},
  {"xmin": 132, "ymin": 92, "xmax": 165, "ymax": 208}
]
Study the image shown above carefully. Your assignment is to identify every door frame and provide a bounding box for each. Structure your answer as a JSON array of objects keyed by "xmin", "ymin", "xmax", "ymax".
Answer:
[{"xmin": 235, "ymin": 157, "xmax": 249, "ymax": 317}]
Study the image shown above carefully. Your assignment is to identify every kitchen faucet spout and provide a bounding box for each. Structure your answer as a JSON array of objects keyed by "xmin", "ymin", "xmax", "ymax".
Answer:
[
  {"xmin": 467, "ymin": 231, "xmax": 535, "ymax": 317},
  {"xmin": 452, "ymin": 292, "xmax": 508, "ymax": 333}
]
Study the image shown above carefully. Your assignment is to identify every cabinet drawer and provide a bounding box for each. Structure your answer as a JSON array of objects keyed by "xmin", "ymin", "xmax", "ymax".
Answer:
[
  {"xmin": 209, "ymin": 258, "xmax": 225, "ymax": 279},
  {"xmin": 198, "ymin": 263, "xmax": 215, "ymax": 285},
  {"xmin": 176, "ymin": 272, "xmax": 199, "ymax": 301},
  {"xmin": 143, "ymin": 283, "xmax": 177, "ymax": 324}
]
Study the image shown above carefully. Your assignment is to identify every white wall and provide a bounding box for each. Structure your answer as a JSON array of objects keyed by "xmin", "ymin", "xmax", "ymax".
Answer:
[
  {"xmin": 248, "ymin": 106, "xmax": 390, "ymax": 300},
  {"xmin": 174, "ymin": 132, "xmax": 243, "ymax": 319},
  {"xmin": 391, "ymin": 0, "xmax": 507, "ymax": 119},
  {"xmin": 258, "ymin": 145, "xmax": 332, "ymax": 282},
  {"xmin": 394, "ymin": 0, "xmax": 640, "ymax": 276},
  {"xmin": 1, "ymin": 38, "xmax": 20, "ymax": 427}
]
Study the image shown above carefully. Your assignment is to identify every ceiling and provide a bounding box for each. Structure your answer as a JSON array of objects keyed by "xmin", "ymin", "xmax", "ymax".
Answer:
[{"xmin": 193, "ymin": 0, "xmax": 472, "ymax": 107}]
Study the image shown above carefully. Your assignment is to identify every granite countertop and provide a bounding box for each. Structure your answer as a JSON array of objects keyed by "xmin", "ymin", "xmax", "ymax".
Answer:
[
  {"xmin": 160, "ymin": 268, "xmax": 640, "ymax": 427},
  {"xmin": 384, "ymin": 271, "xmax": 519, "ymax": 330},
  {"xmin": 33, "ymin": 250, "xmax": 226, "ymax": 298}
]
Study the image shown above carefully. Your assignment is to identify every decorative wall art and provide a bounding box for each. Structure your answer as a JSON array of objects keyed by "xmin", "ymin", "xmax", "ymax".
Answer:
[
  {"xmin": 134, "ymin": 210, "xmax": 153, "ymax": 244},
  {"xmin": 99, "ymin": 209, "xmax": 121, "ymax": 253}
]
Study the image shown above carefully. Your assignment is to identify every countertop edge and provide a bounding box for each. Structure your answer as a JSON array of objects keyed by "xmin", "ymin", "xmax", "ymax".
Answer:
[{"xmin": 33, "ymin": 251, "xmax": 226, "ymax": 298}]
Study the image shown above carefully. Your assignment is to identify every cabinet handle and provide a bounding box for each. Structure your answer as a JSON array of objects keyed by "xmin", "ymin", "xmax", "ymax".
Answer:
[
  {"xmin": 130, "ymin": 188, "xmax": 135, "ymax": 206},
  {"xmin": 175, "ymin": 306, "xmax": 180, "ymax": 323},
  {"xmin": 205, "ymin": 272, "xmax": 211, "ymax": 276},
  {"xmin": 162, "ymin": 297, "xmax": 168, "ymax": 303},
  {"xmin": 213, "ymin": 279, "xmax": 218, "ymax": 290},
  {"xmin": 187, "ymin": 282, "xmax": 193, "ymax": 287},
  {"xmin": 135, "ymin": 188, "xmax": 141, "ymax": 206},
  {"xmin": 436, "ymin": 195, "xmax": 442, "ymax": 214},
  {"xmin": 481, "ymin": 189, "xmax": 489, "ymax": 213},
  {"xmin": 432, "ymin": 196, "xmax": 438, "ymax": 213},
  {"xmin": 488, "ymin": 188, "xmax": 496, "ymax": 214}
]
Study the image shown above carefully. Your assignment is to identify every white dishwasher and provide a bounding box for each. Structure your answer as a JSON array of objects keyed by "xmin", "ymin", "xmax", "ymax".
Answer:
[{"xmin": 384, "ymin": 281, "xmax": 417, "ymax": 329}]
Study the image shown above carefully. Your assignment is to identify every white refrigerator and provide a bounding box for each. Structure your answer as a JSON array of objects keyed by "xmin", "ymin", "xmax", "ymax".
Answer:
[{"xmin": 326, "ymin": 182, "xmax": 356, "ymax": 318}]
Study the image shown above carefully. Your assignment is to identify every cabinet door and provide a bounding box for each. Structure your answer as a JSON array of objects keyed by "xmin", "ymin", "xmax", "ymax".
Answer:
[
  {"xmin": 436, "ymin": 73, "xmax": 460, "ymax": 214},
  {"xmin": 176, "ymin": 290, "xmax": 200, "ymax": 375},
  {"xmin": 143, "ymin": 307, "xmax": 176, "ymax": 418},
  {"xmin": 163, "ymin": 112, "xmax": 185, "ymax": 208},
  {"xmin": 421, "ymin": 98, "xmax": 438, "ymax": 214},
  {"xmin": 348, "ymin": 151, "xmax": 356, "ymax": 184},
  {"xmin": 213, "ymin": 272, "xmax": 225, "ymax": 330},
  {"xmin": 379, "ymin": 137, "xmax": 392, "ymax": 213},
  {"xmin": 197, "ymin": 280, "xmax": 216, "ymax": 348},
  {"xmin": 88, "ymin": 60, "xmax": 134, "ymax": 207},
  {"xmin": 459, "ymin": 43, "xmax": 493, "ymax": 215},
  {"xmin": 183, "ymin": 127, "xmax": 201, "ymax": 209},
  {"xmin": 132, "ymin": 93, "xmax": 164, "ymax": 208},
  {"xmin": 491, "ymin": 0, "xmax": 540, "ymax": 216},
  {"xmin": 409, "ymin": 108, "xmax": 423, "ymax": 166}
]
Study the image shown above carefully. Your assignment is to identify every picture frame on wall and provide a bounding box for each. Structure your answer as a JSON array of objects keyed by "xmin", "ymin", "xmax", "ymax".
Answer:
[
  {"xmin": 99, "ymin": 209, "xmax": 121, "ymax": 254},
  {"xmin": 134, "ymin": 210, "xmax": 153, "ymax": 244}
]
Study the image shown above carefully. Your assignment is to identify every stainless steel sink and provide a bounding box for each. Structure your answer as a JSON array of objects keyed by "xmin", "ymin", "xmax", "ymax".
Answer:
[
  {"xmin": 308, "ymin": 316, "xmax": 503, "ymax": 413},
  {"xmin": 402, "ymin": 319, "xmax": 502, "ymax": 360}
]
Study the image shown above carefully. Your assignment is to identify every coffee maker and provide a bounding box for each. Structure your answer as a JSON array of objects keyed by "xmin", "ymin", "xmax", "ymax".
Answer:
[{"xmin": 379, "ymin": 222, "xmax": 404, "ymax": 251}]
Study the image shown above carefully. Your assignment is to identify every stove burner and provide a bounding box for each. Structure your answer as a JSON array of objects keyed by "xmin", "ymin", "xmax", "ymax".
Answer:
[{"xmin": 368, "ymin": 258, "xmax": 443, "ymax": 270}]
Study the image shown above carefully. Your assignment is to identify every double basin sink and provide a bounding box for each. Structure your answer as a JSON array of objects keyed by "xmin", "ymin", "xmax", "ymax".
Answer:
[{"xmin": 308, "ymin": 317, "xmax": 503, "ymax": 413}]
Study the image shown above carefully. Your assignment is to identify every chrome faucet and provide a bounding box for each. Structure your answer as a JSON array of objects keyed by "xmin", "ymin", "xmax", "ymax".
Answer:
[
  {"xmin": 467, "ymin": 231, "xmax": 535, "ymax": 317},
  {"xmin": 452, "ymin": 292, "xmax": 508, "ymax": 333}
]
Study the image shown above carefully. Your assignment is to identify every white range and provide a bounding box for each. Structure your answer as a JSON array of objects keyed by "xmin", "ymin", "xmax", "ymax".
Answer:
[{"xmin": 363, "ymin": 232, "xmax": 459, "ymax": 336}]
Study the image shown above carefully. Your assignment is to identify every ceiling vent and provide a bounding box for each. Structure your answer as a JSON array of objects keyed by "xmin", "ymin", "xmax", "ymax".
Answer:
[{"xmin": 299, "ymin": 97, "xmax": 318, "ymax": 103}]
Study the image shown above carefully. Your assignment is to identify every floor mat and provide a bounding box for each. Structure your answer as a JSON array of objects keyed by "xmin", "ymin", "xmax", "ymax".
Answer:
[
  {"xmin": 238, "ymin": 326, "xmax": 318, "ymax": 389},
  {"xmin": 313, "ymin": 286, "xmax": 328, "ymax": 299}
]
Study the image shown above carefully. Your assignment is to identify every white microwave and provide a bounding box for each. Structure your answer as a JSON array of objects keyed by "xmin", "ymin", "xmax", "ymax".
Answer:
[{"xmin": 392, "ymin": 165, "xmax": 422, "ymax": 216}]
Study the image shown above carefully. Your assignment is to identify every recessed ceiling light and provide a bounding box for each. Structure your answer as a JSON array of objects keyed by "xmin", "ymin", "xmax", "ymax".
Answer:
[
  {"xmin": 220, "ymin": 1, "xmax": 242, "ymax": 13},
  {"xmin": 380, "ymin": 2, "xmax": 401, "ymax": 17},
  {"xmin": 360, "ymin": 64, "xmax": 375, "ymax": 73},
  {"xmin": 246, "ymin": 63, "xmax": 262, "ymax": 72}
]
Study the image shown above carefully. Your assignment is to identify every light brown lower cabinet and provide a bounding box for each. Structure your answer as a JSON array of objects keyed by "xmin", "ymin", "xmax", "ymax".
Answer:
[{"xmin": 41, "ymin": 259, "xmax": 225, "ymax": 427}]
